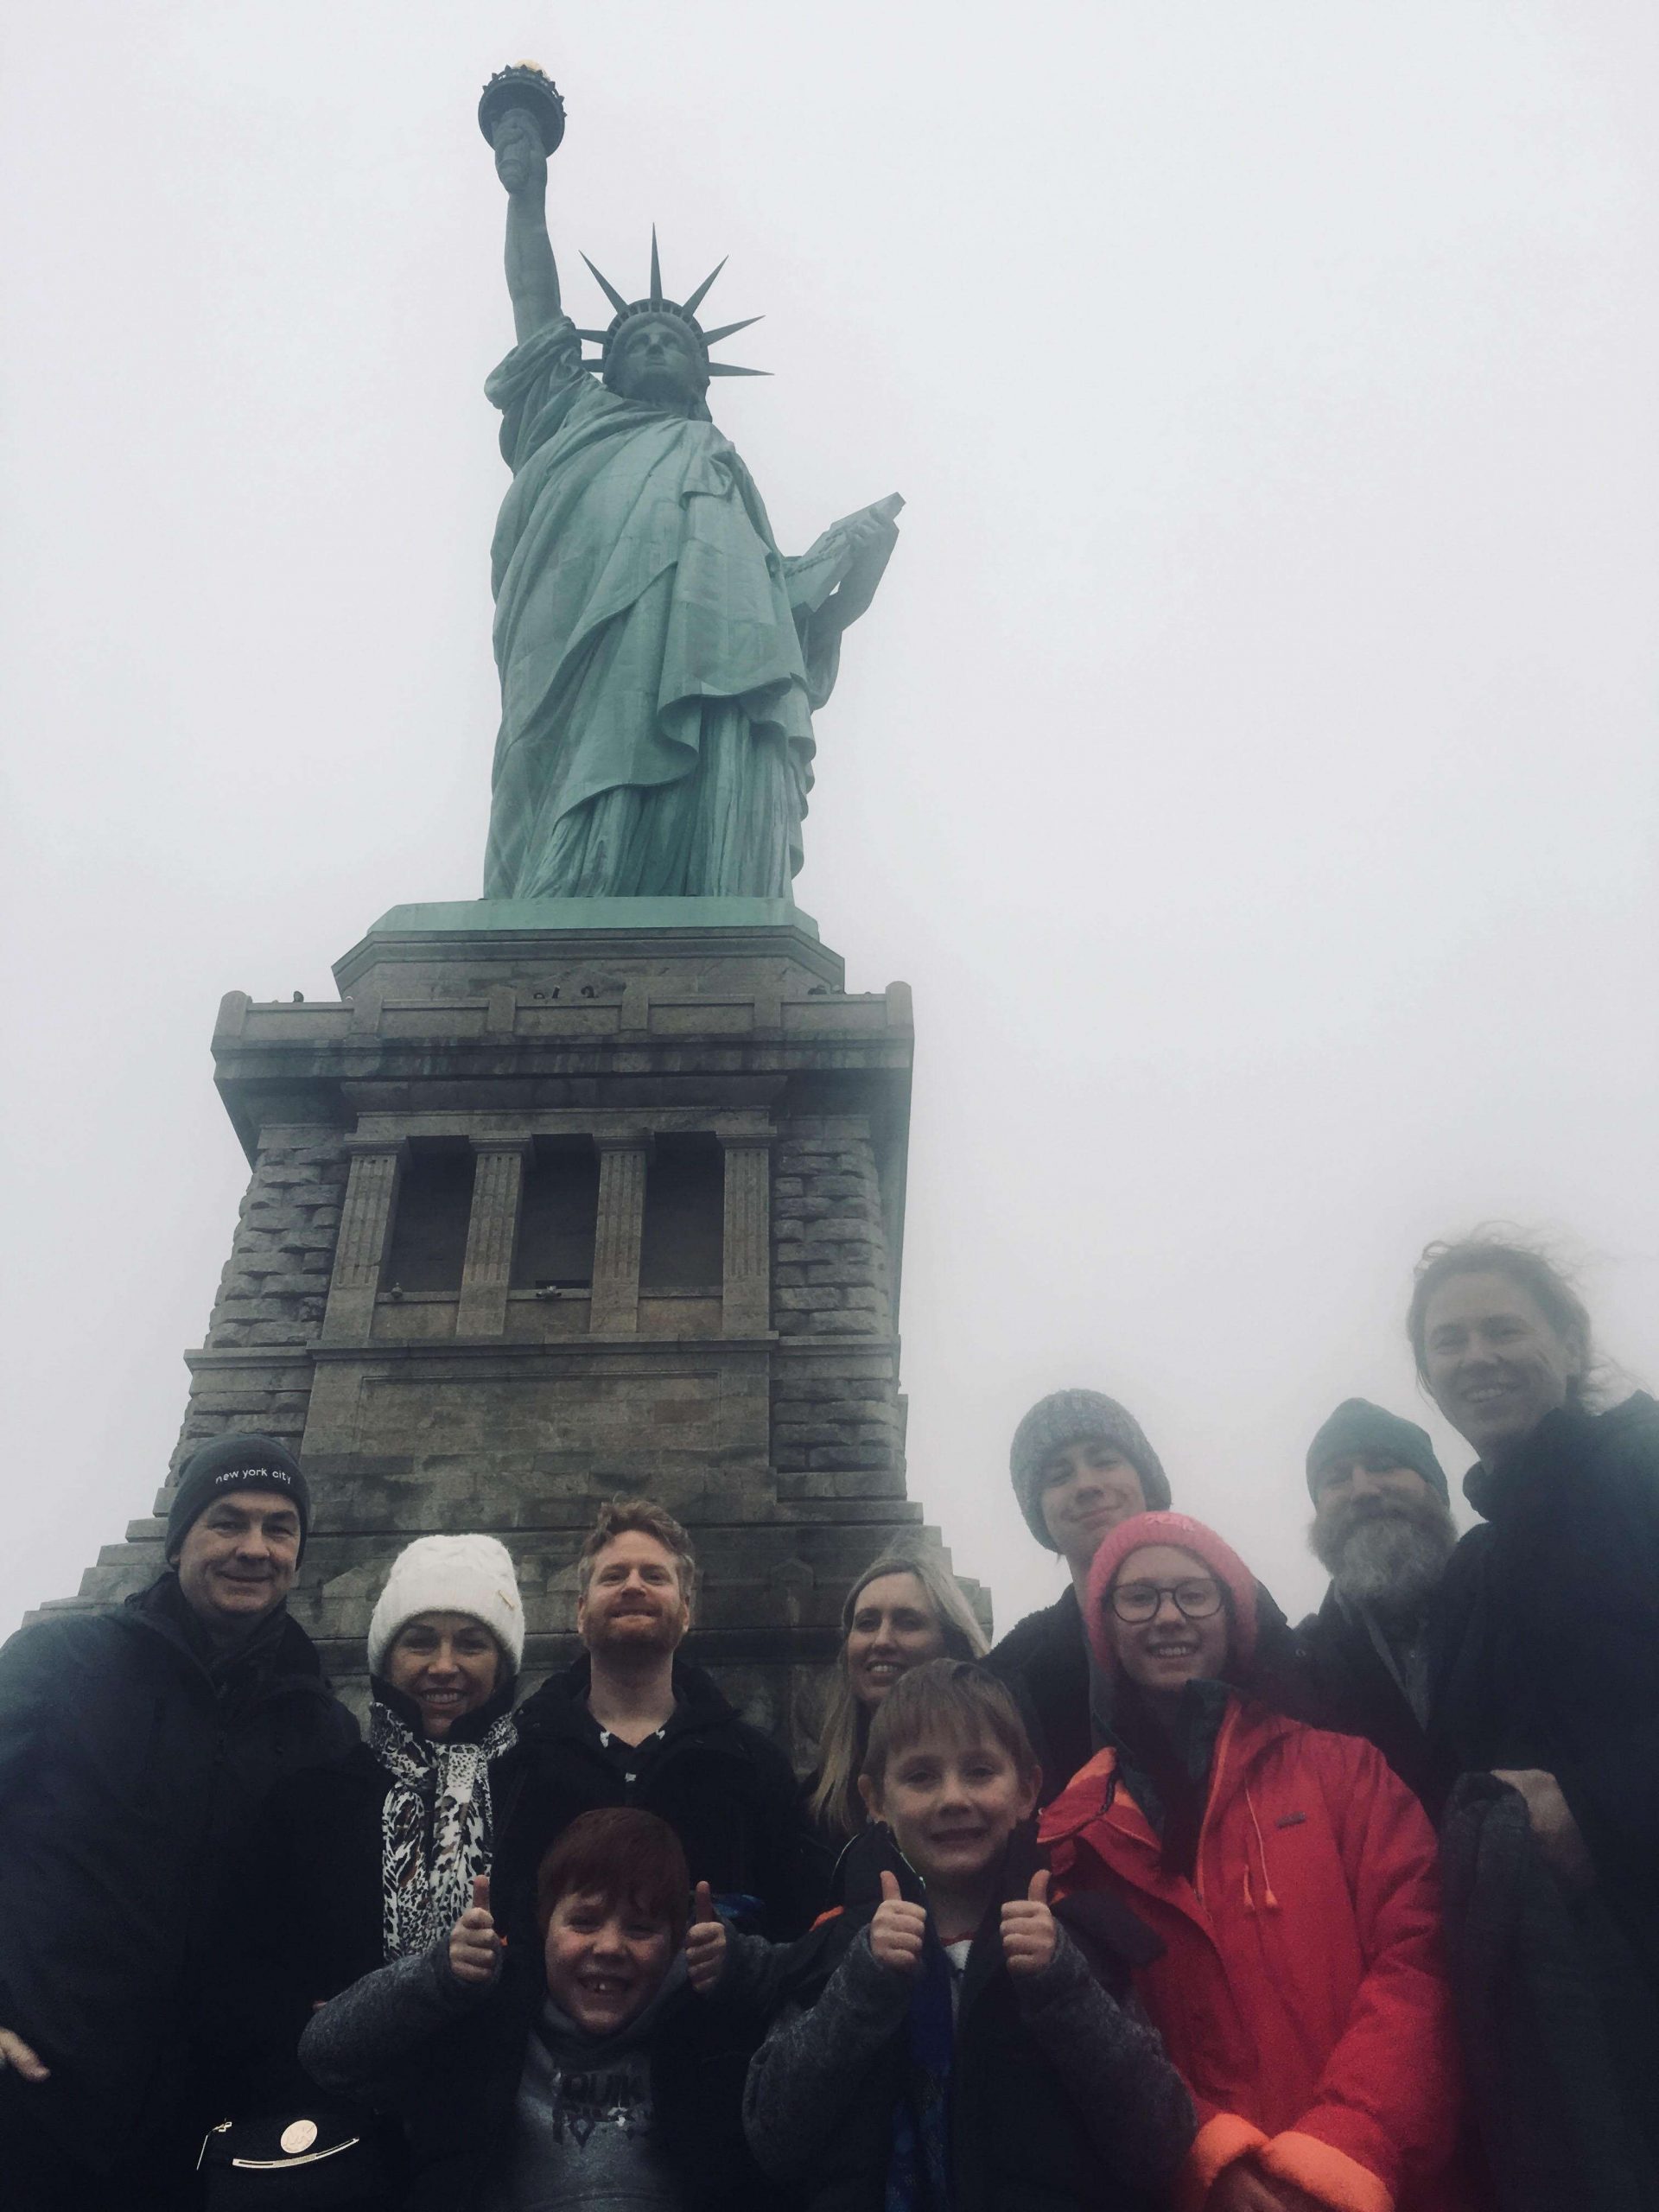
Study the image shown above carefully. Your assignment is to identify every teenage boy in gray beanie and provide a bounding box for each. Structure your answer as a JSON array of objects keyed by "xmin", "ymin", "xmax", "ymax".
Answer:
[
  {"xmin": 988, "ymin": 1391, "xmax": 1172, "ymax": 1808},
  {"xmin": 988, "ymin": 1389, "xmax": 1301, "ymax": 1808},
  {"xmin": 1298, "ymin": 1396, "xmax": 1459, "ymax": 1811}
]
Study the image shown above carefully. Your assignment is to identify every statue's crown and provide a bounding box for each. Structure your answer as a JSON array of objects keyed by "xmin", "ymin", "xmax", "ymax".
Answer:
[{"xmin": 576, "ymin": 231, "xmax": 766, "ymax": 382}]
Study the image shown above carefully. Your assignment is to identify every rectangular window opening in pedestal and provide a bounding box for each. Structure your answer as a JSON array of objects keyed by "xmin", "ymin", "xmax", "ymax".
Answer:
[
  {"xmin": 383, "ymin": 1140, "xmax": 475, "ymax": 1294},
  {"xmin": 512, "ymin": 1136, "xmax": 601, "ymax": 1291},
  {"xmin": 639, "ymin": 1135, "xmax": 723, "ymax": 1292}
]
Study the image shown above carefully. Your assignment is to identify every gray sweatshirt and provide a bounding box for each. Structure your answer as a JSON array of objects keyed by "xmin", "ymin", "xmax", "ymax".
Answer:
[{"xmin": 302, "ymin": 1941, "xmax": 772, "ymax": 2211}]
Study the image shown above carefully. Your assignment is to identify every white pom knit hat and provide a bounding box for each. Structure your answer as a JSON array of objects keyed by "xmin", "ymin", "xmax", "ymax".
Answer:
[{"xmin": 367, "ymin": 1535, "xmax": 526, "ymax": 1678}]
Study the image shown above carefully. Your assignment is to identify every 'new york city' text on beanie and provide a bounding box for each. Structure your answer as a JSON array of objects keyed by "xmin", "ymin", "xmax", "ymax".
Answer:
[
  {"xmin": 1304, "ymin": 1398, "xmax": 1449, "ymax": 1505},
  {"xmin": 165, "ymin": 1433, "xmax": 311, "ymax": 1560},
  {"xmin": 1009, "ymin": 1389, "xmax": 1173, "ymax": 1551}
]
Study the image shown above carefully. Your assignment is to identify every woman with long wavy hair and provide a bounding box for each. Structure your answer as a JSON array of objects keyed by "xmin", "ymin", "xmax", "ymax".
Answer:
[{"xmin": 807, "ymin": 1544, "xmax": 987, "ymax": 1844}]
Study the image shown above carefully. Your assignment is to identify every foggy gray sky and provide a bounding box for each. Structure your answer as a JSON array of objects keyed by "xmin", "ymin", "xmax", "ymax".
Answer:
[{"xmin": 4, "ymin": 2, "xmax": 1659, "ymax": 1643}]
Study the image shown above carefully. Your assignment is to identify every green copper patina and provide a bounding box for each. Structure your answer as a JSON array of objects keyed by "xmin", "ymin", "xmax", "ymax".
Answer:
[{"xmin": 481, "ymin": 88, "xmax": 901, "ymax": 901}]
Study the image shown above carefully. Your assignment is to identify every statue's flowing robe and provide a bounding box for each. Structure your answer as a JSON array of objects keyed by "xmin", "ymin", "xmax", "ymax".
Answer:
[{"xmin": 482, "ymin": 316, "xmax": 842, "ymax": 899}]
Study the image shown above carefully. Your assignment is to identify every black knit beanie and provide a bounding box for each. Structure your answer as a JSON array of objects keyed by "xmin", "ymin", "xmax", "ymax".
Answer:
[
  {"xmin": 1008, "ymin": 1389, "xmax": 1172, "ymax": 1552},
  {"xmin": 1305, "ymin": 1399, "xmax": 1449, "ymax": 1506},
  {"xmin": 165, "ymin": 1433, "xmax": 311, "ymax": 1560}
]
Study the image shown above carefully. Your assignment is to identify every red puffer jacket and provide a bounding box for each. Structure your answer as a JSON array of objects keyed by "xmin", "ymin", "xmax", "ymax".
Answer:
[{"xmin": 1040, "ymin": 1698, "xmax": 1466, "ymax": 2212}]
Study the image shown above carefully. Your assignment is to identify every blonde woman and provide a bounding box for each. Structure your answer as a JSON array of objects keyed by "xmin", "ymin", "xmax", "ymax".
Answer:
[{"xmin": 807, "ymin": 1545, "xmax": 988, "ymax": 1844}]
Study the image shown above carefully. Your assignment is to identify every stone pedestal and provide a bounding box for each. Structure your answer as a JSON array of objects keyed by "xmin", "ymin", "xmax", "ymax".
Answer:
[{"xmin": 44, "ymin": 899, "xmax": 981, "ymax": 1755}]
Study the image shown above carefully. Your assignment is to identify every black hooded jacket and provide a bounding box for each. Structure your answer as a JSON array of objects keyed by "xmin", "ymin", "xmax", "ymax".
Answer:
[
  {"xmin": 498, "ymin": 1652, "xmax": 830, "ymax": 1938},
  {"xmin": 0, "ymin": 1574, "xmax": 357, "ymax": 2169}
]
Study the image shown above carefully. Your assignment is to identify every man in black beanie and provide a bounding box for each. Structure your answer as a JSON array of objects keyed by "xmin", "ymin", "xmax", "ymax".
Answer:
[
  {"xmin": 0, "ymin": 1433, "xmax": 356, "ymax": 2210},
  {"xmin": 1298, "ymin": 1396, "xmax": 1459, "ymax": 1811}
]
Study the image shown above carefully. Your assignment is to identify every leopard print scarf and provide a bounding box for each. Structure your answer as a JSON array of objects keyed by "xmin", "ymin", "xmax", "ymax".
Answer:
[{"xmin": 370, "ymin": 1698, "xmax": 519, "ymax": 1960}]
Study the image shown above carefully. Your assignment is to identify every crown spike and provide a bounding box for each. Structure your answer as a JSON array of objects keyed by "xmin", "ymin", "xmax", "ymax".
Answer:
[
  {"xmin": 707, "ymin": 361, "xmax": 769, "ymax": 378},
  {"xmin": 574, "ymin": 329, "xmax": 610, "ymax": 344},
  {"xmin": 649, "ymin": 227, "xmax": 664, "ymax": 308},
  {"xmin": 681, "ymin": 257, "xmax": 728, "ymax": 318},
  {"xmin": 580, "ymin": 255, "xmax": 630, "ymax": 315},
  {"xmin": 701, "ymin": 315, "xmax": 763, "ymax": 347}
]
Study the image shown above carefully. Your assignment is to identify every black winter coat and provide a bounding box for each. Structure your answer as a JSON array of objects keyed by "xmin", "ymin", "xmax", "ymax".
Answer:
[
  {"xmin": 747, "ymin": 1827, "xmax": 1185, "ymax": 2212},
  {"xmin": 1429, "ymin": 1393, "xmax": 1659, "ymax": 2010},
  {"xmin": 0, "ymin": 1575, "xmax": 357, "ymax": 2169},
  {"xmin": 1294, "ymin": 1584, "xmax": 1441, "ymax": 1815},
  {"xmin": 989, "ymin": 1579, "xmax": 1304, "ymax": 1808},
  {"xmin": 499, "ymin": 1653, "xmax": 830, "ymax": 1937}
]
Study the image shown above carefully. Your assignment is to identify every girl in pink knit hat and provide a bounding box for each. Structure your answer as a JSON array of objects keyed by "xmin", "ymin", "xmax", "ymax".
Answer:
[{"xmin": 1040, "ymin": 1511, "xmax": 1471, "ymax": 2212}]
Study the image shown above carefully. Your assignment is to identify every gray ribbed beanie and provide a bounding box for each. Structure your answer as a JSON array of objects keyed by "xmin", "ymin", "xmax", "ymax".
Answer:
[
  {"xmin": 1009, "ymin": 1389, "xmax": 1172, "ymax": 1551},
  {"xmin": 1305, "ymin": 1399, "xmax": 1449, "ymax": 1505}
]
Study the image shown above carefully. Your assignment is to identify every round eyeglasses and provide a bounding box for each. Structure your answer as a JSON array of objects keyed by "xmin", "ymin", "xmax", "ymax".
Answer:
[{"xmin": 1109, "ymin": 1578, "xmax": 1224, "ymax": 1624}]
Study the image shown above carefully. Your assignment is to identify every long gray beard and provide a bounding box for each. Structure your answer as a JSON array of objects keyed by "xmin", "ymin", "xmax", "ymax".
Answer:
[{"xmin": 1313, "ymin": 1508, "xmax": 1457, "ymax": 1614}]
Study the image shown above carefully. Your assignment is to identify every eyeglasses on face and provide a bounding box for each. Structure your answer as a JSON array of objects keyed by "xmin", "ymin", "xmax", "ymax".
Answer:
[{"xmin": 1109, "ymin": 1578, "xmax": 1224, "ymax": 1624}]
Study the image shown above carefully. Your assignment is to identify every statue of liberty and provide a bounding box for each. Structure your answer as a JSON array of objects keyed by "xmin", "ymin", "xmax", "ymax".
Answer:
[{"xmin": 480, "ymin": 73, "xmax": 901, "ymax": 901}]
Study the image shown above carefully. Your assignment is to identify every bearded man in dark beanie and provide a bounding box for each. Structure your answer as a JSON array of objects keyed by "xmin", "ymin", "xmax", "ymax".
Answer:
[
  {"xmin": 1298, "ymin": 1398, "xmax": 1459, "ymax": 1812},
  {"xmin": 0, "ymin": 1433, "xmax": 357, "ymax": 2211}
]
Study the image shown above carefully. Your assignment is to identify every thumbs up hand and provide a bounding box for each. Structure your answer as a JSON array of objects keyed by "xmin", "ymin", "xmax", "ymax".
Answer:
[
  {"xmin": 684, "ymin": 1880, "xmax": 729, "ymax": 1994},
  {"xmin": 1001, "ymin": 1868, "xmax": 1058, "ymax": 1978},
  {"xmin": 448, "ymin": 1873, "xmax": 505, "ymax": 1986},
  {"xmin": 869, "ymin": 1869, "xmax": 927, "ymax": 1979}
]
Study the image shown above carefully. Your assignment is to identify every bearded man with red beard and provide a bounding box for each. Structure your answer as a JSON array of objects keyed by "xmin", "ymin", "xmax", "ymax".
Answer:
[
  {"xmin": 1297, "ymin": 1399, "xmax": 1459, "ymax": 1815},
  {"xmin": 496, "ymin": 1499, "xmax": 828, "ymax": 1942}
]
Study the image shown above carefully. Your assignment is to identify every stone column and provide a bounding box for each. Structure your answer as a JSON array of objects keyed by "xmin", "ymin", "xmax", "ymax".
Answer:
[
  {"xmin": 456, "ymin": 1139, "xmax": 531, "ymax": 1338},
  {"xmin": 588, "ymin": 1135, "xmax": 650, "ymax": 1336},
  {"xmin": 721, "ymin": 1135, "xmax": 773, "ymax": 1337},
  {"xmin": 320, "ymin": 1138, "xmax": 408, "ymax": 1344}
]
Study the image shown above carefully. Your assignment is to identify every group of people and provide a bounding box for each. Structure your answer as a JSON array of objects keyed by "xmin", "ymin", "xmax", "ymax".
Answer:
[{"xmin": 2, "ymin": 1230, "xmax": 1655, "ymax": 2210}]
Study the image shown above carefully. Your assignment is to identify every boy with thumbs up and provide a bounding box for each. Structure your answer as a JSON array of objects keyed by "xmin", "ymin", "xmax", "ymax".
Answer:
[
  {"xmin": 744, "ymin": 1660, "xmax": 1195, "ymax": 2210},
  {"xmin": 302, "ymin": 1808, "xmax": 779, "ymax": 2210}
]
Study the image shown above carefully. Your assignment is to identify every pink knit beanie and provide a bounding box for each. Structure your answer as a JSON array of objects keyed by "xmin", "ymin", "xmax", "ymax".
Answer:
[{"xmin": 1084, "ymin": 1510, "xmax": 1258, "ymax": 1681}]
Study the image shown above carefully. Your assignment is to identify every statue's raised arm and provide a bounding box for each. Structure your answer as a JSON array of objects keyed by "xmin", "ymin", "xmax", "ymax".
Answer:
[{"xmin": 493, "ymin": 107, "xmax": 562, "ymax": 343}]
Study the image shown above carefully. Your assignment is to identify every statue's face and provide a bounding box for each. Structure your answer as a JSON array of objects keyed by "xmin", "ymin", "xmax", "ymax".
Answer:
[{"xmin": 609, "ymin": 315, "xmax": 707, "ymax": 408}]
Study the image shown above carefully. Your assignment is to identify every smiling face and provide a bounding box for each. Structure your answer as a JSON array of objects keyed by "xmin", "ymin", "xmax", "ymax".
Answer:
[
  {"xmin": 608, "ymin": 315, "xmax": 706, "ymax": 407},
  {"xmin": 542, "ymin": 1888, "xmax": 675, "ymax": 2037},
  {"xmin": 1421, "ymin": 1269, "xmax": 1580, "ymax": 1464},
  {"xmin": 174, "ymin": 1488, "xmax": 301, "ymax": 1638},
  {"xmin": 384, "ymin": 1611, "xmax": 503, "ymax": 1739},
  {"xmin": 863, "ymin": 1728, "xmax": 1037, "ymax": 1897},
  {"xmin": 577, "ymin": 1531, "xmax": 691, "ymax": 1659},
  {"xmin": 1106, "ymin": 1543, "xmax": 1231, "ymax": 1701},
  {"xmin": 844, "ymin": 1572, "xmax": 949, "ymax": 1711},
  {"xmin": 1039, "ymin": 1441, "xmax": 1147, "ymax": 1571}
]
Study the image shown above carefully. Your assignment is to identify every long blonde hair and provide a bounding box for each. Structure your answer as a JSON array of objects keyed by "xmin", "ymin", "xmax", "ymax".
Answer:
[{"xmin": 809, "ymin": 1545, "xmax": 988, "ymax": 1838}]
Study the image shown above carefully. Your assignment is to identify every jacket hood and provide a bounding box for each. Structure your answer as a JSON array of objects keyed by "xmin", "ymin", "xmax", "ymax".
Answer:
[
  {"xmin": 1039, "ymin": 1692, "xmax": 1301, "ymax": 1850},
  {"xmin": 1465, "ymin": 1389, "xmax": 1659, "ymax": 1518}
]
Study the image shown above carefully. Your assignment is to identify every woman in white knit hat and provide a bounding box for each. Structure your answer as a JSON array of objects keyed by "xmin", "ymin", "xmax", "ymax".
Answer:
[
  {"xmin": 363, "ymin": 1533, "xmax": 528, "ymax": 1961},
  {"xmin": 240, "ymin": 1535, "xmax": 529, "ymax": 2128}
]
